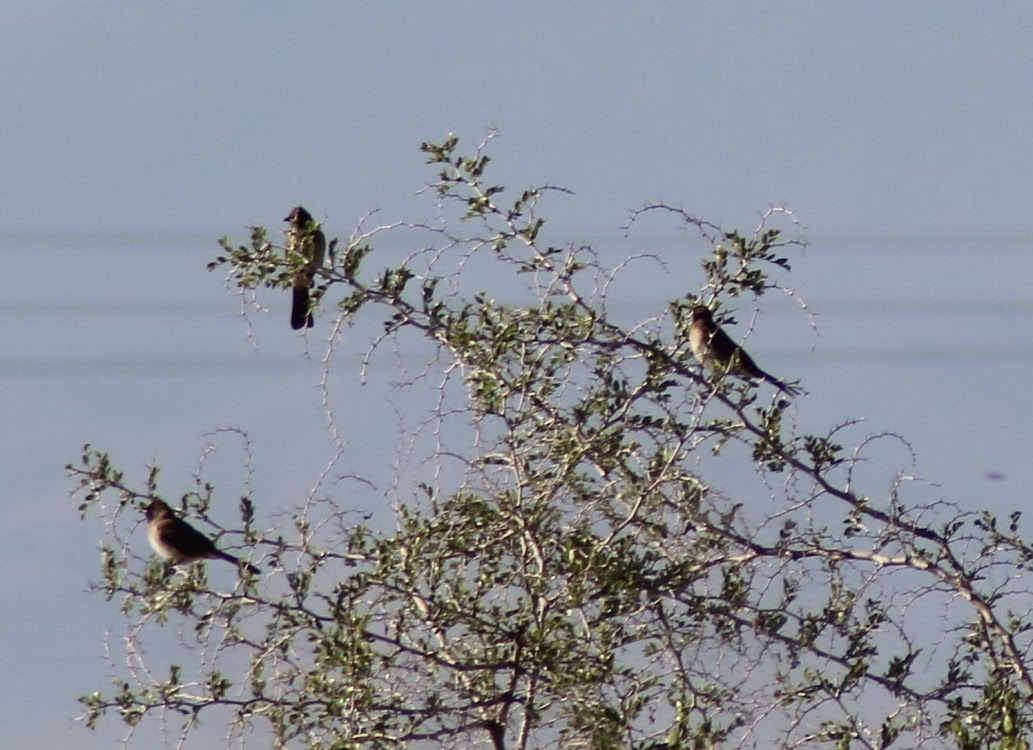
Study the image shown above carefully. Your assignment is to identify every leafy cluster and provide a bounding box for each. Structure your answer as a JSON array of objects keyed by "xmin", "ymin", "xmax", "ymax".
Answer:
[{"xmin": 72, "ymin": 133, "xmax": 1033, "ymax": 749}]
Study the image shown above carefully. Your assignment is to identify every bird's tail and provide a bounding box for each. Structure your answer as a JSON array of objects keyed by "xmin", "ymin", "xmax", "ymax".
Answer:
[
  {"xmin": 291, "ymin": 287, "xmax": 311, "ymax": 330},
  {"xmin": 763, "ymin": 372, "xmax": 802, "ymax": 397},
  {"xmin": 215, "ymin": 549, "xmax": 262, "ymax": 575}
]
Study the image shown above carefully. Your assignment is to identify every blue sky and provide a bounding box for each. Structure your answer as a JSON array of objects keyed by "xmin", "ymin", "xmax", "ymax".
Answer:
[
  {"xmin": 5, "ymin": 4, "xmax": 1032, "ymax": 236},
  {"xmin": 2, "ymin": 4, "xmax": 1032, "ymax": 747}
]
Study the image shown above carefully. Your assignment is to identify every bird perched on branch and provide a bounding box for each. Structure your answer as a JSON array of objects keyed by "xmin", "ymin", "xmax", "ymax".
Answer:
[
  {"xmin": 284, "ymin": 205, "xmax": 326, "ymax": 330},
  {"xmin": 145, "ymin": 499, "xmax": 261, "ymax": 575},
  {"xmin": 688, "ymin": 305, "xmax": 799, "ymax": 396}
]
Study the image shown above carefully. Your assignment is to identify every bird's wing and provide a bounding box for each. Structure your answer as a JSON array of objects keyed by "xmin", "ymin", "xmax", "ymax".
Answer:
[
  {"xmin": 309, "ymin": 228, "xmax": 326, "ymax": 271},
  {"xmin": 157, "ymin": 518, "xmax": 218, "ymax": 557}
]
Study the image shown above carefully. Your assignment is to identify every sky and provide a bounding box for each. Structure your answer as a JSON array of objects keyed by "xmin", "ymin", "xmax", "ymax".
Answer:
[{"xmin": 2, "ymin": 3, "xmax": 1033, "ymax": 748}]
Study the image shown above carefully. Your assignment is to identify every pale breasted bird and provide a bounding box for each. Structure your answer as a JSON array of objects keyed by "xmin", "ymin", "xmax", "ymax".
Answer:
[
  {"xmin": 145, "ymin": 499, "xmax": 261, "ymax": 575},
  {"xmin": 688, "ymin": 305, "xmax": 799, "ymax": 396},
  {"xmin": 284, "ymin": 205, "xmax": 326, "ymax": 330}
]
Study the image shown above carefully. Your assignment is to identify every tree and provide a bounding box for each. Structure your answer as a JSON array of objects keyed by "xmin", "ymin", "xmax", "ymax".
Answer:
[{"xmin": 71, "ymin": 131, "xmax": 1033, "ymax": 749}]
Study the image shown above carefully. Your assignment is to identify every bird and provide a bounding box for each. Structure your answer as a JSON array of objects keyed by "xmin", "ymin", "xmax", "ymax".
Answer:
[
  {"xmin": 688, "ymin": 304, "xmax": 799, "ymax": 396},
  {"xmin": 284, "ymin": 205, "xmax": 326, "ymax": 330},
  {"xmin": 145, "ymin": 499, "xmax": 261, "ymax": 575}
]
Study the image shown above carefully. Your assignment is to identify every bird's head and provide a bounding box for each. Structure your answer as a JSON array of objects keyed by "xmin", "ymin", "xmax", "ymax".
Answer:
[
  {"xmin": 145, "ymin": 499, "xmax": 171, "ymax": 521},
  {"xmin": 691, "ymin": 305, "xmax": 714, "ymax": 323},
  {"xmin": 284, "ymin": 205, "xmax": 313, "ymax": 225}
]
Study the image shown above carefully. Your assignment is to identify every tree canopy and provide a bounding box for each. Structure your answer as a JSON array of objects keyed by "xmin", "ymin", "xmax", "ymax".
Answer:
[{"xmin": 71, "ymin": 132, "xmax": 1033, "ymax": 750}]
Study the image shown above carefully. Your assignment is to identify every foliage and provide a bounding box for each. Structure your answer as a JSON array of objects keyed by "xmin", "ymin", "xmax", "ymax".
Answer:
[{"xmin": 71, "ymin": 132, "xmax": 1033, "ymax": 749}]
